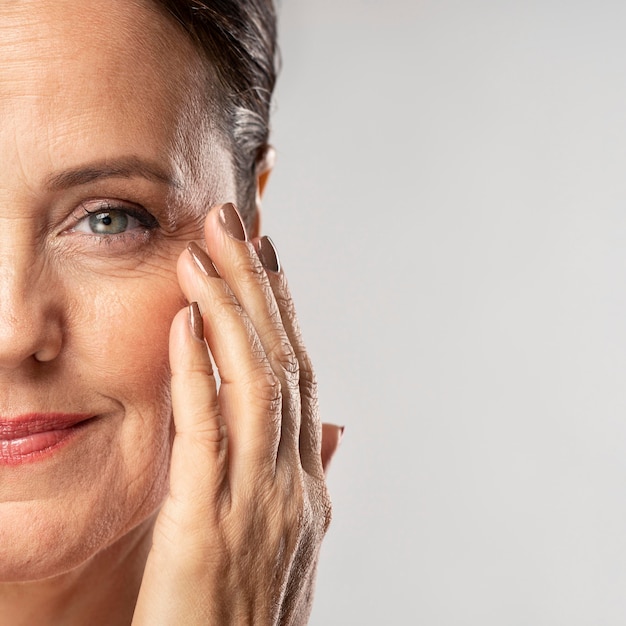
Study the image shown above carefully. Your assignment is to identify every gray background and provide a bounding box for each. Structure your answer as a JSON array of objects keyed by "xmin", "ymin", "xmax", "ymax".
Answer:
[{"xmin": 264, "ymin": 1, "xmax": 626, "ymax": 624}]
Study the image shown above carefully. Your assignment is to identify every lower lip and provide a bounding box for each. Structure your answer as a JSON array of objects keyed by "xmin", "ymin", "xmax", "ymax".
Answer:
[{"xmin": 0, "ymin": 423, "xmax": 90, "ymax": 466}]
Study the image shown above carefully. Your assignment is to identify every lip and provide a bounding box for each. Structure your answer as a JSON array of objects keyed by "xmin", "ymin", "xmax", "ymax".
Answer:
[{"xmin": 0, "ymin": 413, "xmax": 94, "ymax": 465}]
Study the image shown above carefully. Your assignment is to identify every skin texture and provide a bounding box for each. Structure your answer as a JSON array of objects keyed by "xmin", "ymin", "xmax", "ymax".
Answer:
[{"xmin": 0, "ymin": 0, "xmax": 340, "ymax": 623}]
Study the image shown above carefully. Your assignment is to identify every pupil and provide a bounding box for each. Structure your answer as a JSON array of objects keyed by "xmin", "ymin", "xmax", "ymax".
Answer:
[{"xmin": 89, "ymin": 210, "xmax": 128, "ymax": 234}]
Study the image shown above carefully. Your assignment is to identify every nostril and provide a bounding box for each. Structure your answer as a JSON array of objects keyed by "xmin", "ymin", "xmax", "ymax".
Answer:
[
  {"xmin": 34, "ymin": 344, "xmax": 62, "ymax": 363},
  {"xmin": 0, "ymin": 304, "xmax": 64, "ymax": 368}
]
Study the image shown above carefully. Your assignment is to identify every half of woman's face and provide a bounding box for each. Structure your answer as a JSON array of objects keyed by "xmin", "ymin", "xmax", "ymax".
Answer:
[{"xmin": 0, "ymin": 0, "xmax": 235, "ymax": 581}]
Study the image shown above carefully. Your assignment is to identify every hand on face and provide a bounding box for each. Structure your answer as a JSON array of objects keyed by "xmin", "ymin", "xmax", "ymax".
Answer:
[{"xmin": 132, "ymin": 202, "xmax": 342, "ymax": 625}]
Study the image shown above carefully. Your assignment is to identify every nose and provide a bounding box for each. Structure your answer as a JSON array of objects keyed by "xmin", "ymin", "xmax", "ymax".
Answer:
[{"xmin": 0, "ymin": 262, "xmax": 63, "ymax": 369}]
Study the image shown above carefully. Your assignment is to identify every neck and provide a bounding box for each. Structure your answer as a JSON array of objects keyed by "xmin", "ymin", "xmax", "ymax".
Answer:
[{"xmin": 0, "ymin": 516, "xmax": 154, "ymax": 626}]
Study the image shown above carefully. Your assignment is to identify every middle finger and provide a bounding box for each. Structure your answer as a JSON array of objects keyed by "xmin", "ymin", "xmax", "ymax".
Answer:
[{"xmin": 187, "ymin": 203, "xmax": 301, "ymax": 469}]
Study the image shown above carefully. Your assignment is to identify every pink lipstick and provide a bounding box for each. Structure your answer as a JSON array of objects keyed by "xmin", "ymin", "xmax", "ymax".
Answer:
[{"xmin": 0, "ymin": 413, "xmax": 93, "ymax": 465}]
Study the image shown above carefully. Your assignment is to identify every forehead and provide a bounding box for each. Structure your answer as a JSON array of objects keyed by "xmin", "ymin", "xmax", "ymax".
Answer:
[{"xmin": 0, "ymin": 0, "xmax": 229, "ymax": 193}]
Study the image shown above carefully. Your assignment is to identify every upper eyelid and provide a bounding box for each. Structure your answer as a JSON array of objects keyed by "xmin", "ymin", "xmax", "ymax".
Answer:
[
  {"xmin": 57, "ymin": 181, "xmax": 177, "ymax": 230},
  {"xmin": 74, "ymin": 200, "xmax": 159, "ymax": 227}
]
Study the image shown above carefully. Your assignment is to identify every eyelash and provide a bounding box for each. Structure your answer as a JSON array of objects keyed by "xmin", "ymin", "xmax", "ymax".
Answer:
[{"xmin": 70, "ymin": 201, "xmax": 159, "ymax": 239}]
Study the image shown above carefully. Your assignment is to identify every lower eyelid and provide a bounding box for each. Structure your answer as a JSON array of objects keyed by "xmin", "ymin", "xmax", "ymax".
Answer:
[{"xmin": 63, "ymin": 228, "xmax": 155, "ymax": 253}]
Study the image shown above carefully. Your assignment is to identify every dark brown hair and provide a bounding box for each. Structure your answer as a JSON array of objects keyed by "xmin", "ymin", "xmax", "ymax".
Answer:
[{"xmin": 153, "ymin": 0, "xmax": 279, "ymax": 223}]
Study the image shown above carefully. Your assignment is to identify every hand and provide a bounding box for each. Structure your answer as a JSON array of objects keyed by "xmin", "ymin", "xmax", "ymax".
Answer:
[{"xmin": 132, "ymin": 203, "xmax": 342, "ymax": 625}]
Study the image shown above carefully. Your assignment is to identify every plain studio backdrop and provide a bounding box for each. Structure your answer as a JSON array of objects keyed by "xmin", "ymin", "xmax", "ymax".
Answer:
[{"xmin": 263, "ymin": 1, "xmax": 626, "ymax": 624}]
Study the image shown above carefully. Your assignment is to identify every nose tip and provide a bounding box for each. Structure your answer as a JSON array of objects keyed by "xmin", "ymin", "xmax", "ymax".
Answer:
[{"xmin": 0, "ymin": 295, "xmax": 63, "ymax": 370}]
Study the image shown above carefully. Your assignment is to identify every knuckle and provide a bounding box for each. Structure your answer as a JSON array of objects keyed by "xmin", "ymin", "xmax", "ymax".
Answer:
[
  {"xmin": 271, "ymin": 338, "xmax": 300, "ymax": 384},
  {"xmin": 306, "ymin": 477, "xmax": 333, "ymax": 535},
  {"xmin": 286, "ymin": 486, "xmax": 308, "ymax": 537},
  {"xmin": 278, "ymin": 465, "xmax": 305, "ymax": 508},
  {"xmin": 232, "ymin": 247, "xmax": 264, "ymax": 278},
  {"xmin": 248, "ymin": 335, "xmax": 299, "ymax": 407},
  {"xmin": 246, "ymin": 364, "xmax": 283, "ymax": 411},
  {"xmin": 275, "ymin": 289, "xmax": 296, "ymax": 319},
  {"xmin": 237, "ymin": 253, "xmax": 274, "ymax": 293},
  {"xmin": 171, "ymin": 366, "xmax": 212, "ymax": 383},
  {"xmin": 320, "ymin": 487, "xmax": 333, "ymax": 534},
  {"xmin": 298, "ymin": 355, "xmax": 317, "ymax": 400},
  {"xmin": 190, "ymin": 421, "xmax": 228, "ymax": 449}
]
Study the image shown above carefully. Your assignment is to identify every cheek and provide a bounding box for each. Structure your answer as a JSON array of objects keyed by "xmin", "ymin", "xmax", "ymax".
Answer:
[
  {"xmin": 65, "ymin": 267, "xmax": 185, "ymax": 503},
  {"xmin": 87, "ymin": 285, "xmax": 180, "ymax": 386},
  {"xmin": 0, "ymin": 266, "xmax": 187, "ymax": 581},
  {"xmin": 69, "ymin": 266, "xmax": 184, "ymax": 385}
]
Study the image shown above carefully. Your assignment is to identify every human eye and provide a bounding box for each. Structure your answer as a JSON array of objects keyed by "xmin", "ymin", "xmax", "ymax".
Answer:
[{"xmin": 70, "ymin": 201, "xmax": 158, "ymax": 237}]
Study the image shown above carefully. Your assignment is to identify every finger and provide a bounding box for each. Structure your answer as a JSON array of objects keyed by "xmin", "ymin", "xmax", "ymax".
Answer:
[
  {"xmin": 202, "ymin": 204, "xmax": 301, "ymax": 467},
  {"xmin": 253, "ymin": 235, "xmax": 322, "ymax": 477},
  {"xmin": 177, "ymin": 241, "xmax": 282, "ymax": 486},
  {"xmin": 167, "ymin": 303, "xmax": 228, "ymax": 517},
  {"xmin": 321, "ymin": 423, "xmax": 344, "ymax": 474}
]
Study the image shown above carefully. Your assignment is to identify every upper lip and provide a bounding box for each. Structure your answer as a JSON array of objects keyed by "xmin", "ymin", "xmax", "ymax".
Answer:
[{"xmin": 0, "ymin": 413, "xmax": 93, "ymax": 439}]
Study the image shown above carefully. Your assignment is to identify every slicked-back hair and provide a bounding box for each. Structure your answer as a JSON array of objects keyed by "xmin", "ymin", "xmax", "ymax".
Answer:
[{"xmin": 154, "ymin": 0, "xmax": 279, "ymax": 222}]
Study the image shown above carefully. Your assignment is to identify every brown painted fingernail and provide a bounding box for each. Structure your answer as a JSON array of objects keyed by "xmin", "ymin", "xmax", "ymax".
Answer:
[
  {"xmin": 255, "ymin": 236, "xmax": 281, "ymax": 273},
  {"xmin": 189, "ymin": 302, "xmax": 204, "ymax": 341},
  {"xmin": 218, "ymin": 202, "xmax": 247, "ymax": 241},
  {"xmin": 188, "ymin": 242, "xmax": 219, "ymax": 277}
]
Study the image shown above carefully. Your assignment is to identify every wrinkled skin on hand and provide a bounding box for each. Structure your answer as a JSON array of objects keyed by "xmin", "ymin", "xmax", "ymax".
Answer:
[{"xmin": 132, "ymin": 203, "xmax": 342, "ymax": 625}]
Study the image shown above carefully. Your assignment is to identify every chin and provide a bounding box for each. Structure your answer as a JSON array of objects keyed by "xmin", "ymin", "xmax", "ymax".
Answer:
[{"xmin": 0, "ymin": 483, "xmax": 165, "ymax": 583}]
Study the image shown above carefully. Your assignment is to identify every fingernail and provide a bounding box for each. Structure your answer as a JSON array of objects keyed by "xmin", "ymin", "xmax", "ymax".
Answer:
[
  {"xmin": 255, "ymin": 236, "xmax": 281, "ymax": 273},
  {"xmin": 189, "ymin": 302, "xmax": 204, "ymax": 341},
  {"xmin": 187, "ymin": 242, "xmax": 219, "ymax": 277},
  {"xmin": 219, "ymin": 202, "xmax": 247, "ymax": 241},
  {"xmin": 339, "ymin": 426, "xmax": 346, "ymax": 444}
]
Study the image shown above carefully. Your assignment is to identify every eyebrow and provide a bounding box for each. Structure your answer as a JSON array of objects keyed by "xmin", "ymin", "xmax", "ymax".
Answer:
[{"xmin": 44, "ymin": 156, "xmax": 181, "ymax": 191}]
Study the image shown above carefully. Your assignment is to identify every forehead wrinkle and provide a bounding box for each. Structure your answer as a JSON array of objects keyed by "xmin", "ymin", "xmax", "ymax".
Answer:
[
  {"xmin": 0, "ymin": 0, "xmax": 202, "ymax": 117},
  {"xmin": 0, "ymin": 0, "xmax": 235, "ymax": 216}
]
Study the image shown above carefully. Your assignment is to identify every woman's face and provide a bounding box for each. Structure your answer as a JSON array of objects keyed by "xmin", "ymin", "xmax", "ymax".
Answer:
[{"xmin": 0, "ymin": 0, "xmax": 235, "ymax": 580}]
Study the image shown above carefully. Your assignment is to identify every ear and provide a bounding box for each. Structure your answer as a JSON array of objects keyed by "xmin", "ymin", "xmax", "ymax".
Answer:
[{"xmin": 250, "ymin": 145, "xmax": 276, "ymax": 239}]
